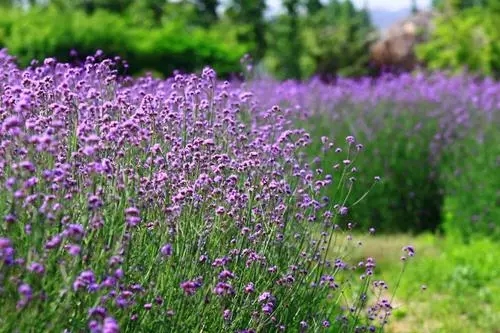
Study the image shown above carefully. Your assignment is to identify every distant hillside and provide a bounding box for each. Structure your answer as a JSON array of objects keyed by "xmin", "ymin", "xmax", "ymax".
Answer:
[{"xmin": 370, "ymin": 8, "xmax": 412, "ymax": 29}]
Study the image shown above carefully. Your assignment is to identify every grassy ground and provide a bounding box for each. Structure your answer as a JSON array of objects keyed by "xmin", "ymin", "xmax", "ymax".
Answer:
[{"xmin": 339, "ymin": 233, "xmax": 500, "ymax": 333}]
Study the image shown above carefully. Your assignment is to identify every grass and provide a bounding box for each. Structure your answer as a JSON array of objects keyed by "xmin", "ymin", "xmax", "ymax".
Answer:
[{"xmin": 340, "ymin": 233, "xmax": 500, "ymax": 333}]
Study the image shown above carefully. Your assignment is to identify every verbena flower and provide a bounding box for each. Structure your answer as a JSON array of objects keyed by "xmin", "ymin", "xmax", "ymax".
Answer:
[{"xmin": 0, "ymin": 51, "xmax": 453, "ymax": 332}]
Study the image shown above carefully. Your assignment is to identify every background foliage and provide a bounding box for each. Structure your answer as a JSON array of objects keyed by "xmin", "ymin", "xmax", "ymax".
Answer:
[
  {"xmin": 0, "ymin": 5, "xmax": 249, "ymax": 78},
  {"xmin": 2, "ymin": 0, "xmax": 500, "ymax": 80},
  {"xmin": 416, "ymin": 7, "xmax": 500, "ymax": 78},
  {"xmin": 0, "ymin": 0, "xmax": 376, "ymax": 80}
]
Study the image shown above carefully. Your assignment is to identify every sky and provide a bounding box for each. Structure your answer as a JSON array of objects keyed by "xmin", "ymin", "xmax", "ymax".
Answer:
[{"xmin": 267, "ymin": 0, "xmax": 432, "ymax": 12}]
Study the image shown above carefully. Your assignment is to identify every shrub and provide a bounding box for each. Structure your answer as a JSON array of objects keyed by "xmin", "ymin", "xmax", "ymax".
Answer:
[
  {"xmin": 440, "ymin": 110, "xmax": 500, "ymax": 242},
  {"xmin": 0, "ymin": 6, "xmax": 248, "ymax": 78},
  {"xmin": 417, "ymin": 8, "xmax": 500, "ymax": 78},
  {"xmin": 4, "ymin": 7, "xmax": 132, "ymax": 66},
  {"xmin": 130, "ymin": 19, "xmax": 248, "ymax": 77}
]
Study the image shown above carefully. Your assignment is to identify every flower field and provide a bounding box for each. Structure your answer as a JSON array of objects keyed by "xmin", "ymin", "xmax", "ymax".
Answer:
[{"xmin": 0, "ymin": 49, "xmax": 499, "ymax": 332}]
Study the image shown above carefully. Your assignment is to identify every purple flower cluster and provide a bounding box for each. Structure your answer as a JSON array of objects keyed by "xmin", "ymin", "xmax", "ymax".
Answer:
[{"xmin": 0, "ymin": 50, "xmax": 419, "ymax": 331}]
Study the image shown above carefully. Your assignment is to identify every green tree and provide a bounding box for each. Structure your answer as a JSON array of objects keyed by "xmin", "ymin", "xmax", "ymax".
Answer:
[
  {"xmin": 281, "ymin": 0, "xmax": 302, "ymax": 79},
  {"xmin": 126, "ymin": 0, "xmax": 167, "ymax": 25},
  {"xmin": 193, "ymin": 0, "xmax": 219, "ymax": 26},
  {"xmin": 302, "ymin": 0, "xmax": 375, "ymax": 79},
  {"xmin": 225, "ymin": 0, "xmax": 267, "ymax": 61},
  {"xmin": 432, "ymin": 0, "xmax": 487, "ymax": 11},
  {"xmin": 305, "ymin": 0, "xmax": 323, "ymax": 14},
  {"xmin": 43, "ymin": 0, "xmax": 135, "ymax": 13}
]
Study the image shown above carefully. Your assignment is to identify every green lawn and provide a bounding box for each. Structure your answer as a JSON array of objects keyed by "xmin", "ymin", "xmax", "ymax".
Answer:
[{"xmin": 332, "ymin": 233, "xmax": 500, "ymax": 333}]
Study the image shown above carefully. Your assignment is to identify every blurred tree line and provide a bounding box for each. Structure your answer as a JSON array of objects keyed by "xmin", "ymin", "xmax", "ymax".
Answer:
[
  {"xmin": 1, "ymin": 0, "xmax": 500, "ymax": 79},
  {"xmin": 0, "ymin": 0, "xmax": 377, "ymax": 80}
]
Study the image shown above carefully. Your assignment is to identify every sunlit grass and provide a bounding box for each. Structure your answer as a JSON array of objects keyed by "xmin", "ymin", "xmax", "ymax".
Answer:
[{"xmin": 337, "ymin": 233, "xmax": 500, "ymax": 333}]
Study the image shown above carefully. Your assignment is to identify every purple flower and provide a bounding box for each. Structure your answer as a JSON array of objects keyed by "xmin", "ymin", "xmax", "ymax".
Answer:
[
  {"xmin": 403, "ymin": 245, "xmax": 415, "ymax": 257},
  {"xmin": 125, "ymin": 216, "xmax": 141, "ymax": 227},
  {"xmin": 0, "ymin": 238, "xmax": 12, "ymax": 249},
  {"xmin": 102, "ymin": 317, "xmax": 119, "ymax": 333},
  {"xmin": 114, "ymin": 268, "xmax": 124, "ymax": 279},
  {"xmin": 124, "ymin": 207, "xmax": 140, "ymax": 216},
  {"xmin": 16, "ymin": 283, "xmax": 33, "ymax": 309},
  {"xmin": 3, "ymin": 214, "xmax": 16, "ymax": 224},
  {"xmin": 19, "ymin": 161, "xmax": 36, "ymax": 173},
  {"xmin": 212, "ymin": 256, "xmax": 230, "ymax": 267},
  {"xmin": 0, "ymin": 238, "xmax": 15, "ymax": 265},
  {"xmin": 218, "ymin": 269, "xmax": 235, "ymax": 281},
  {"xmin": 338, "ymin": 206, "xmax": 348, "ymax": 216},
  {"xmin": 28, "ymin": 262, "xmax": 45, "ymax": 275},
  {"xmin": 160, "ymin": 244, "xmax": 172, "ymax": 257},
  {"xmin": 45, "ymin": 234, "xmax": 62, "ymax": 249},
  {"xmin": 18, "ymin": 283, "xmax": 32, "ymax": 299},
  {"xmin": 180, "ymin": 279, "xmax": 202, "ymax": 296},
  {"xmin": 88, "ymin": 306, "xmax": 107, "ymax": 318},
  {"xmin": 89, "ymin": 320, "xmax": 101, "ymax": 333},
  {"xmin": 213, "ymin": 282, "xmax": 234, "ymax": 296},
  {"xmin": 223, "ymin": 309, "xmax": 232, "ymax": 321},
  {"xmin": 73, "ymin": 270, "xmax": 96, "ymax": 291},
  {"xmin": 215, "ymin": 206, "xmax": 226, "ymax": 215},
  {"xmin": 88, "ymin": 195, "xmax": 103, "ymax": 210},
  {"xmin": 64, "ymin": 224, "xmax": 85, "ymax": 240},
  {"xmin": 101, "ymin": 276, "xmax": 117, "ymax": 288},
  {"xmin": 82, "ymin": 145, "xmax": 96, "ymax": 156},
  {"xmin": 244, "ymin": 282, "xmax": 255, "ymax": 294},
  {"xmin": 66, "ymin": 244, "xmax": 81, "ymax": 256},
  {"xmin": 258, "ymin": 291, "xmax": 274, "ymax": 303},
  {"xmin": 2, "ymin": 115, "xmax": 22, "ymax": 131},
  {"xmin": 262, "ymin": 302, "xmax": 274, "ymax": 314}
]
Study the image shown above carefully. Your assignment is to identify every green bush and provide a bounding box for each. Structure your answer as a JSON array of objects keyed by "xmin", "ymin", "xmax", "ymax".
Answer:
[
  {"xmin": 131, "ymin": 19, "xmax": 249, "ymax": 77},
  {"xmin": 440, "ymin": 113, "xmax": 500, "ymax": 242},
  {"xmin": 0, "ymin": 6, "xmax": 248, "ymax": 78},
  {"xmin": 417, "ymin": 8, "xmax": 500, "ymax": 78},
  {"xmin": 3, "ymin": 7, "xmax": 132, "ymax": 66}
]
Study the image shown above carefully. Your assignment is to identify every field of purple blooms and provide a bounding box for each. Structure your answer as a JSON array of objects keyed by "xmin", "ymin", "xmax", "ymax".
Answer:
[
  {"xmin": 247, "ymin": 71, "xmax": 499, "ymax": 239},
  {"xmin": 244, "ymin": 71, "xmax": 500, "ymax": 332},
  {"xmin": 1, "ymin": 48, "xmax": 499, "ymax": 333}
]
